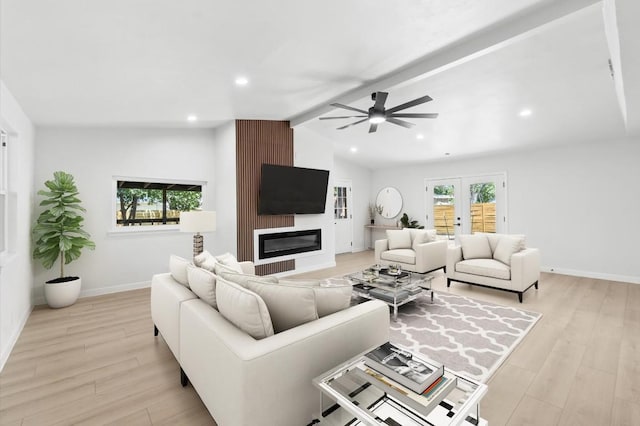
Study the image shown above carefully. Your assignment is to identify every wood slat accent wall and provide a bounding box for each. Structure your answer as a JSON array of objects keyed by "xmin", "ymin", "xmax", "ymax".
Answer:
[{"xmin": 236, "ymin": 120, "xmax": 295, "ymax": 275}]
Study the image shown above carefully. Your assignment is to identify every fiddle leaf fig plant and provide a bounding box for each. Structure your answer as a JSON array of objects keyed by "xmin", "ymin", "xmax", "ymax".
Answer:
[
  {"xmin": 32, "ymin": 171, "xmax": 95, "ymax": 278},
  {"xmin": 400, "ymin": 212, "xmax": 424, "ymax": 229}
]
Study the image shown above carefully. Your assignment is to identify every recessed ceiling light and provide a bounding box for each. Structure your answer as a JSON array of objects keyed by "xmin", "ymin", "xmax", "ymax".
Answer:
[
  {"xmin": 235, "ymin": 76, "xmax": 249, "ymax": 86},
  {"xmin": 187, "ymin": 115, "xmax": 198, "ymax": 122},
  {"xmin": 350, "ymin": 147, "xmax": 358, "ymax": 153},
  {"xmin": 416, "ymin": 134, "xmax": 424, "ymax": 140},
  {"xmin": 519, "ymin": 109, "xmax": 532, "ymax": 117}
]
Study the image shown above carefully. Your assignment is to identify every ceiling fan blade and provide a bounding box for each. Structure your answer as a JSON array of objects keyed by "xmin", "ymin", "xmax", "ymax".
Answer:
[
  {"xmin": 319, "ymin": 115, "xmax": 367, "ymax": 120},
  {"xmin": 373, "ymin": 92, "xmax": 388, "ymax": 110},
  {"xmin": 337, "ymin": 118, "xmax": 369, "ymax": 130},
  {"xmin": 330, "ymin": 103, "xmax": 368, "ymax": 114},
  {"xmin": 368, "ymin": 123, "xmax": 378, "ymax": 133},
  {"xmin": 388, "ymin": 113, "xmax": 439, "ymax": 119},
  {"xmin": 385, "ymin": 95, "xmax": 433, "ymax": 114},
  {"xmin": 386, "ymin": 117, "xmax": 415, "ymax": 129}
]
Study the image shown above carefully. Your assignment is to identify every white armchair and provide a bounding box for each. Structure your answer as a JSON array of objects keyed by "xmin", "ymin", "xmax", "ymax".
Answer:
[
  {"xmin": 375, "ymin": 229, "xmax": 447, "ymax": 274},
  {"xmin": 446, "ymin": 233, "xmax": 540, "ymax": 302}
]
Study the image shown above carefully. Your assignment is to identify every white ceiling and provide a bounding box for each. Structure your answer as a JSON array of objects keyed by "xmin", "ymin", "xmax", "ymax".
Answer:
[{"xmin": 1, "ymin": 0, "xmax": 637, "ymax": 168}]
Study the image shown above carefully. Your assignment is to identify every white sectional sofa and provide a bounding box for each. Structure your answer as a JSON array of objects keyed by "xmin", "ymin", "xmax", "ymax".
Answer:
[
  {"xmin": 375, "ymin": 228, "xmax": 447, "ymax": 274},
  {"xmin": 151, "ymin": 254, "xmax": 389, "ymax": 426},
  {"xmin": 446, "ymin": 233, "xmax": 540, "ymax": 302}
]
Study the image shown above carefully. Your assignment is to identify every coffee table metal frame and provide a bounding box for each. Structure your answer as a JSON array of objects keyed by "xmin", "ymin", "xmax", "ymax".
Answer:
[{"xmin": 346, "ymin": 267, "xmax": 434, "ymax": 321}]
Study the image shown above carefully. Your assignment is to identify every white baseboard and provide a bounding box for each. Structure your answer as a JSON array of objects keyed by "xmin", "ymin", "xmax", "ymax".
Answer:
[
  {"xmin": 33, "ymin": 280, "xmax": 152, "ymax": 306},
  {"xmin": 0, "ymin": 305, "xmax": 33, "ymax": 373},
  {"xmin": 541, "ymin": 266, "xmax": 640, "ymax": 284}
]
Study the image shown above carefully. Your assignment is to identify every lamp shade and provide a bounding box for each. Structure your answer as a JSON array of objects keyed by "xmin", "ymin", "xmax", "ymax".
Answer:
[{"xmin": 180, "ymin": 211, "xmax": 216, "ymax": 233}]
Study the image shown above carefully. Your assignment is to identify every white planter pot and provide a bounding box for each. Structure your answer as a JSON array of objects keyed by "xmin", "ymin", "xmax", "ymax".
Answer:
[{"xmin": 44, "ymin": 277, "xmax": 81, "ymax": 308}]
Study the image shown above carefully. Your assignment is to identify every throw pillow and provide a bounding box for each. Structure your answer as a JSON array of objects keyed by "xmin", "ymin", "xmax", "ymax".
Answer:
[
  {"xmin": 186, "ymin": 264, "xmax": 217, "ymax": 308},
  {"xmin": 387, "ymin": 229, "xmax": 412, "ymax": 250},
  {"xmin": 194, "ymin": 250, "xmax": 218, "ymax": 272},
  {"xmin": 219, "ymin": 271, "xmax": 278, "ymax": 288},
  {"xmin": 214, "ymin": 261, "xmax": 244, "ymax": 276},
  {"xmin": 216, "ymin": 252, "xmax": 244, "ymax": 273},
  {"xmin": 411, "ymin": 230, "xmax": 431, "ymax": 251},
  {"xmin": 245, "ymin": 280, "xmax": 318, "ymax": 333},
  {"xmin": 493, "ymin": 235, "xmax": 525, "ymax": 265},
  {"xmin": 169, "ymin": 255, "xmax": 190, "ymax": 287},
  {"xmin": 459, "ymin": 235, "xmax": 492, "ymax": 260},
  {"xmin": 216, "ymin": 278, "xmax": 274, "ymax": 339},
  {"xmin": 278, "ymin": 279, "xmax": 352, "ymax": 317}
]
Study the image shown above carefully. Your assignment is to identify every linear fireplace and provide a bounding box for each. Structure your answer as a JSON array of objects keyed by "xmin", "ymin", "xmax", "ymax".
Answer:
[{"xmin": 257, "ymin": 228, "xmax": 322, "ymax": 261}]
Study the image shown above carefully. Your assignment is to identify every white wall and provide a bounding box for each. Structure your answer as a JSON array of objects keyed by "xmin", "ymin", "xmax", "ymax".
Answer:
[
  {"xmin": 213, "ymin": 121, "xmax": 237, "ymax": 255},
  {"xmin": 0, "ymin": 81, "xmax": 35, "ymax": 371},
  {"xmin": 291, "ymin": 127, "xmax": 336, "ymax": 273},
  {"xmin": 370, "ymin": 138, "xmax": 640, "ymax": 283},
  {"xmin": 33, "ymin": 127, "xmax": 219, "ymax": 302},
  {"xmin": 333, "ymin": 156, "xmax": 372, "ymax": 252}
]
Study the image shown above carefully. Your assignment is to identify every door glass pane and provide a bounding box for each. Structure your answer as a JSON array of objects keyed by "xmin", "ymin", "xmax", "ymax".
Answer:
[
  {"xmin": 469, "ymin": 182, "xmax": 496, "ymax": 234},
  {"xmin": 433, "ymin": 184, "xmax": 455, "ymax": 237},
  {"xmin": 334, "ymin": 186, "xmax": 348, "ymax": 219}
]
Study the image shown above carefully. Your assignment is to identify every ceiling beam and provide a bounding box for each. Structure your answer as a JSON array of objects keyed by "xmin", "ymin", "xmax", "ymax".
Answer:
[{"xmin": 289, "ymin": 0, "xmax": 601, "ymax": 127}]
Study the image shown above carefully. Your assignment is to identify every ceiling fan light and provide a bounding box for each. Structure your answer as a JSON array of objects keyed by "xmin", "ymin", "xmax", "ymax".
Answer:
[{"xmin": 369, "ymin": 114, "xmax": 385, "ymax": 124}]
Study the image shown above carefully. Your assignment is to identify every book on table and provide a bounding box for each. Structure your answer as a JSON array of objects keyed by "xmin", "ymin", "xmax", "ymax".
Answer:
[{"xmin": 363, "ymin": 342, "xmax": 444, "ymax": 394}]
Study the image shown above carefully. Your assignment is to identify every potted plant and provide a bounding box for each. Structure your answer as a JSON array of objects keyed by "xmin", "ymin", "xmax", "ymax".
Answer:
[
  {"xmin": 32, "ymin": 171, "xmax": 95, "ymax": 308},
  {"xmin": 400, "ymin": 212, "xmax": 425, "ymax": 229}
]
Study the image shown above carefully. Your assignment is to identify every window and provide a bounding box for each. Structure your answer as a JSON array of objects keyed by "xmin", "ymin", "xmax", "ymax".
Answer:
[
  {"xmin": 113, "ymin": 178, "xmax": 203, "ymax": 230},
  {"xmin": 334, "ymin": 186, "xmax": 348, "ymax": 219},
  {"xmin": 0, "ymin": 130, "xmax": 7, "ymax": 255}
]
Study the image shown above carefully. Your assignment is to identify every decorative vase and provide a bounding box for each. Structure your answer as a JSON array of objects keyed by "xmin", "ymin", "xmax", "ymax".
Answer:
[
  {"xmin": 44, "ymin": 277, "xmax": 81, "ymax": 308},
  {"xmin": 370, "ymin": 219, "xmax": 375, "ymax": 225}
]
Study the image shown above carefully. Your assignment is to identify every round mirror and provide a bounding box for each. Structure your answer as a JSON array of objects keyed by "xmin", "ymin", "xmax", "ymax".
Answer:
[{"xmin": 376, "ymin": 187, "xmax": 403, "ymax": 219}]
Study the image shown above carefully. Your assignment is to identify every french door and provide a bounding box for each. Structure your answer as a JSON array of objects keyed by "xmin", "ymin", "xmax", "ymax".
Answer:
[
  {"xmin": 333, "ymin": 180, "xmax": 353, "ymax": 254},
  {"xmin": 425, "ymin": 173, "xmax": 507, "ymax": 240}
]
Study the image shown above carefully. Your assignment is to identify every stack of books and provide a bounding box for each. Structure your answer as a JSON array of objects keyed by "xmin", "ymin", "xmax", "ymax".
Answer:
[{"xmin": 359, "ymin": 342, "xmax": 457, "ymax": 416}]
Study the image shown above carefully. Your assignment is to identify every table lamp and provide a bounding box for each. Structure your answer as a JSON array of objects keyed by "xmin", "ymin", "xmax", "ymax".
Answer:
[{"xmin": 180, "ymin": 210, "xmax": 216, "ymax": 258}]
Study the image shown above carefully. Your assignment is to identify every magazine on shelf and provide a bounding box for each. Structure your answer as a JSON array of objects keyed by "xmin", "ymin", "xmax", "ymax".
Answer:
[{"xmin": 363, "ymin": 342, "xmax": 444, "ymax": 393}]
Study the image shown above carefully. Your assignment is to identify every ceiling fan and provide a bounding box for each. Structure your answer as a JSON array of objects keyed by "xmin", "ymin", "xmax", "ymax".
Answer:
[{"xmin": 319, "ymin": 91, "xmax": 438, "ymax": 133}]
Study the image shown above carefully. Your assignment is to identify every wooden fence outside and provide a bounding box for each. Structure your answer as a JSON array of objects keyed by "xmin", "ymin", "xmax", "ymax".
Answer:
[{"xmin": 433, "ymin": 203, "xmax": 496, "ymax": 235}]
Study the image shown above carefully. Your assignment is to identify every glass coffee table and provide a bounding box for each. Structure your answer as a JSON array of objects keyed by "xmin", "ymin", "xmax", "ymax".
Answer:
[
  {"xmin": 311, "ymin": 344, "xmax": 488, "ymax": 426},
  {"xmin": 345, "ymin": 266, "xmax": 434, "ymax": 321}
]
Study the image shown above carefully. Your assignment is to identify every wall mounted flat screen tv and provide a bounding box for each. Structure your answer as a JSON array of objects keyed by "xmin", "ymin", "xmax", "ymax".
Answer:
[{"xmin": 258, "ymin": 164, "xmax": 330, "ymax": 215}]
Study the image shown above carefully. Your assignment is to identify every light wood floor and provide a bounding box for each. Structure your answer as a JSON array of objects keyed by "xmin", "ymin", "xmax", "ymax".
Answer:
[{"xmin": 1, "ymin": 251, "xmax": 638, "ymax": 425}]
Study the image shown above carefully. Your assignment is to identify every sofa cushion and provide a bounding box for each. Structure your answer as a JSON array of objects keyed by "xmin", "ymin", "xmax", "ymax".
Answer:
[
  {"xmin": 278, "ymin": 279, "xmax": 352, "ymax": 317},
  {"xmin": 216, "ymin": 252, "xmax": 244, "ymax": 273},
  {"xmin": 386, "ymin": 229, "xmax": 412, "ymax": 250},
  {"xmin": 216, "ymin": 278, "xmax": 274, "ymax": 339},
  {"xmin": 381, "ymin": 249, "xmax": 416, "ymax": 265},
  {"xmin": 186, "ymin": 264, "xmax": 217, "ymax": 308},
  {"xmin": 169, "ymin": 255, "xmax": 191, "ymax": 287},
  {"xmin": 456, "ymin": 258, "xmax": 511, "ymax": 280},
  {"xmin": 459, "ymin": 235, "xmax": 492, "ymax": 260},
  {"xmin": 493, "ymin": 235, "xmax": 525, "ymax": 266},
  {"xmin": 193, "ymin": 250, "xmax": 219, "ymax": 272},
  {"xmin": 245, "ymin": 280, "xmax": 318, "ymax": 333},
  {"xmin": 220, "ymin": 271, "xmax": 278, "ymax": 288}
]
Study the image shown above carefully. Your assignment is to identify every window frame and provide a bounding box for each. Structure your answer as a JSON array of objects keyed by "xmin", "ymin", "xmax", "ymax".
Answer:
[{"xmin": 110, "ymin": 176, "xmax": 207, "ymax": 234}]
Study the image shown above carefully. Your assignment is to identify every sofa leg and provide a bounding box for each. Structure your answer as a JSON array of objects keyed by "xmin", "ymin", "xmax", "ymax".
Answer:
[
  {"xmin": 518, "ymin": 292, "xmax": 523, "ymax": 303},
  {"xmin": 154, "ymin": 325, "xmax": 158, "ymax": 337},
  {"xmin": 443, "ymin": 266, "xmax": 446, "ymax": 274},
  {"xmin": 534, "ymin": 281, "xmax": 539, "ymax": 290},
  {"xmin": 180, "ymin": 368, "xmax": 189, "ymax": 387},
  {"xmin": 447, "ymin": 278, "xmax": 452, "ymax": 288}
]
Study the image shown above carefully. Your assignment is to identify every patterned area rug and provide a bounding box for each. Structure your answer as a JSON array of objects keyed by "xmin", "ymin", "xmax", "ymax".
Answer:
[{"xmin": 388, "ymin": 291, "xmax": 541, "ymax": 383}]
